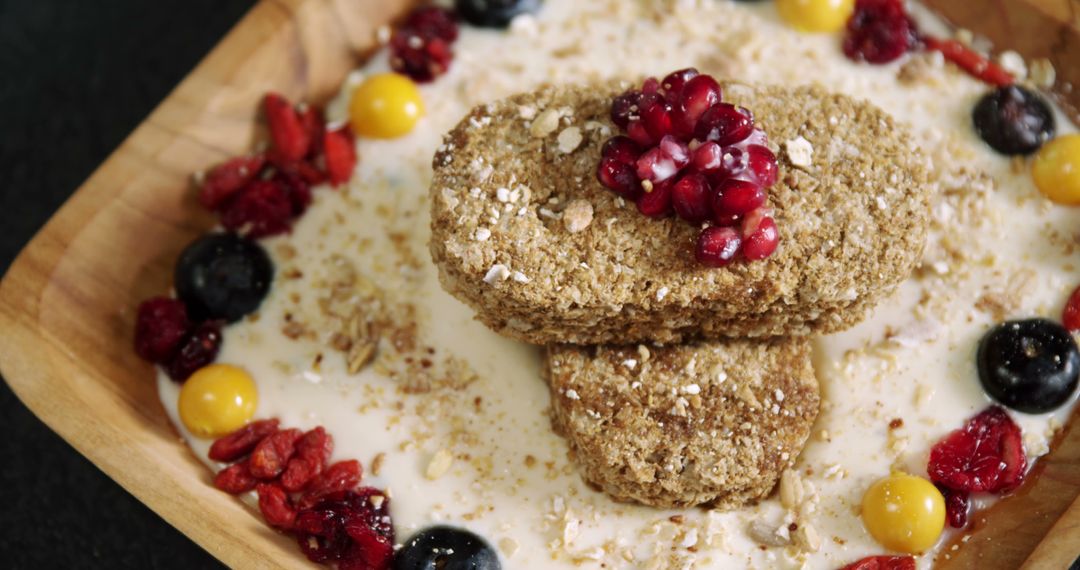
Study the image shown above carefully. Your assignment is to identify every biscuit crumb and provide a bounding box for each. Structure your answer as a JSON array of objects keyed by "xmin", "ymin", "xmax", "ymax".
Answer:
[
  {"xmin": 371, "ymin": 452, "xmax": 386, "ymax": 476},
  {"xmin": 562, "ymin": 199, "xmax": 594, "ymax": 233},
  {"xmin": 785, "ymin": 136, "xmax": 814, "ymax": 168},
  {"xmin": 483, "ymin": 264, "xmax": 511, "ymax": 284},
  {"xmin": 557, "ymin": 126, "xmax": 584, "ymax": 153},
  {"xmin": 530, "ymin": 108, "xmax": 561, "ymax": 137},
  {"xmin": 426, "ymin": 449, "xmax": 454, "ymax": 480}
]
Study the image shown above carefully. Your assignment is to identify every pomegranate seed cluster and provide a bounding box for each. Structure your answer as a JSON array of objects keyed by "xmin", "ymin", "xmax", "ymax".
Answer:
[{"xmin": 596, "ymin": 69, "xmax": 781, "ymax": 267}]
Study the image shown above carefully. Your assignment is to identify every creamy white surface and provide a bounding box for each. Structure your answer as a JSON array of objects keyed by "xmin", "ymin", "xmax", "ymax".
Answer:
[{"xmin": 159, "ymin": 1, "xmax": 1080, "ymax": 568}]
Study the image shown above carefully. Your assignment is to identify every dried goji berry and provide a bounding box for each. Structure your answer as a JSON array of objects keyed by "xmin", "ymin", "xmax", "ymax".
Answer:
[
  {"xmin": 323, "ymin": 127, "xmax": 357, "ymax": 187},
  {"xmin": 219, "ymin": 179, "xmax": 295, "ymax": 239},
  {"xmin": 298, "ymin": 460, "xmax": 363, "ymax": 509},
  {"xmin": 298, "ymin": 105, "xmax": 325, "ymax": 159},
  {"xmin": 209, "ymin": 418, "xmax": 280, "ymax": 462},
  {"xmin": 264, "ymin": 93, "xmax": 310, "ymax": 163},
  {"xmin": 256, "ymin": 482, "xmax": 297, "ymax": 530},
  {"xmin": 840, "ymin": 556, "xmax": 916, "ymax": 570},
  {"xmin": 281, "ymin": 427, "xmax": 334, "ymax": 492},
  {"xmin": 199, "ymin": 154, "xmax": 267, "ymax": 210},
  {"xmin": 214, "ymin": 460, "xmax": 258, "ymax": 494},
  {"xmin": 272, "ymin": 170, "xmax": 313, "ymax": 217},
  {"xmin": 249, "ymin": 428, "xmax": 304, "ymax": 480}
]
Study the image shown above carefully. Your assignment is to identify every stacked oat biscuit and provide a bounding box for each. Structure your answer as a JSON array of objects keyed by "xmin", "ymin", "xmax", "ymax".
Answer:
[{"xmin": 429, "ymin": 82, "xmax": 929, "ymax": 508}]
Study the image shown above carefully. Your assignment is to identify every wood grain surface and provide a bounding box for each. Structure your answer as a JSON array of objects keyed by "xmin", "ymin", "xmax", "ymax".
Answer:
[{"xmin": 0, "ymin": 0, "xmax": 1076, "ymax": 568}]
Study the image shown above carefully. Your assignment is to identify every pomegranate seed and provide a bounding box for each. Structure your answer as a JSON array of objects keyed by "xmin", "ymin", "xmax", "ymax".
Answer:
[
  {"xmin": 928, "ymin": 406, "xmax": 1027, "ymax": 494},
  {"xmin": 691, "ymin": 141, "xmax": 723, "ymax": 172},
  {"xmin": 661, "ymin": 68, "xmax": 699, "ymax": 98},
  {"xmin": 741, "ymin": 211, "xmax": 780, "ymax": 260},
  {"xmin": 601, "ymin": 135, "xmax": 642, "ymax": 164},
  {"xmin": 680, "ymin": 74, "xmax": 722, "ymax": 124},
  {"xmin": 626, "ymin": 120, "xmax": 654, "ymax": 146},
  {"xmin": 134, "ymin": 297, "xmax": 191, "ymax": 364},
  {"xmin": 695, "ymin": 226, "xmax": 742, "ymax": 267},
  {"xmin": 713, "ymin": 179, "xmax": 767, "ymax": 218},
  {"xmin": 716, "ymin": 146, "xmax": 748, "ymax": 179},
  {"xmin": 199, "ymin": 155, "xmax": 267, "ymax": 211},
  {"xmin": 637, "ymin": 180, "xmax": 673, "ymax": 218},
  {"xmin": 745, "ymin": 144, "xmax": 779, "ymax": 186},
  {"xmin": 636, "ymin": 147, "xmax": 680, "ymax": 183},
  {"xmin": 611, "ymin": 91, "xmax": 643, "ymax": 128},
  {"xmin": 264, "ymin": 93, "xmax": 310, "ymax": 163},
  {"xmin": 671, "ymin": 173, "xmax": 712, "ymax": 223},
  {"xmin": 641, "ymin": 77, "xmax": 661, "ymax": 94},
  {"xmin": 843, "ymin": 0, "xmax": 915, "ymax": 64},
  {"xmin": 695, "ymin": 103, "xmax": 754, "ymax": 145},
  {"xmin": 1063, "ymin": 285, "xmax": 1080, "ymax": 332},
  {"xmin": 658, "ymin": 135, "xmax": 690, "ymax": 169},
  {"xmin": 641, "ymin": 102, "xmax": 674, "ymax": 141},
  {"xmin": 597, "ymin": 157, "xmax": 642, "ymax": 200}
]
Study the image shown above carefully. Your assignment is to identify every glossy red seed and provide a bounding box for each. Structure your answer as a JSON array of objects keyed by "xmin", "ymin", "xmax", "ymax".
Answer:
[
  {"xmin": 741, "ymin": 211, "xmax": 779, "ymax": 260},
  {"xmin": 661, "ymin": 68, "xmax": 699, "ymax": 99},
  {"xmin": 600, "ymin": 136, "xmax": 642, "ymax": 164},
  {"xmin": 281, "ymin": 427, "xmax": 335, "ymax": 492},
  {"xmin": 680, "ymin": 74, "xmax": 722, "ymax": 125},
  {"xmin": 636, "ymin": 147, "xmax": 680, "ymax": 183},
  {"xmin": 199, "ymin": 155, "xmax": 267, "ymax": 211},
  {"xmin": 928, "ymin": 406, "xmax": 1027, "ymax": 493},
  {"xmin": 843, "ymin": 0, "xmax": 914, "ymax": 64},
  {"xmin": 840, "ymin": 556, "xmax": 916, "ymax": 570},
  {"xmin": 695, "ymin": 103, "xmax": 754, "ymax": 145},
  {"xmin": 636, "ymin": 180, "xmax": 673, "ymax": 218},
  {"xmin": 641, "ymin": 102, "xmax": 674, "ymax": 141},
  {"xmin": 257, "ymin": 483, "xmax": 297, "ymax": 530},
  {"xmin": 134, "ymin": 297, "xmax": 191, "ymax": 364},
  {"xmin": 597, "ymin": 157, "xmax": 642, "ymax": 200},
  {"xmin": 642, "ymin": 77, "xmax": 661, "ymax": 94},
  {"xmin": 209, "ymin": 419, "xmax": 281, "ymax": 462},
  {"xmin": 626, "ymin": 120, "xmax": 654, "ymax": 146},
  {"xmin": 1062, "ymin": 285, "xmax": 1080, "ymax": 332},
  {"xmin": 219, "ymin": 179, "xmax": 295, "ymax": 238},
  {"xmin": 214, "ymin": 460, "xmax": 258, "ymax": 494},
  {"xmin": 745, "ymin": 144, "xmax": 779, "ymax": 186},
  {"xmin": 695, "ymin": 226, "xmax": 742, "ymax": 267},
  {"xmin": 323, "ymin": 127, "xmax": 357, "ymax": 187},
  {"xmin": 611, "ymin": 91, "xmax": 644, "ymax": 129},
  {"xmin": 691, "ymin": 141, "xmax": 723, "ymax": 172},
  {"xmin": 713, "ymin": 179, "xmax": 767, "ymax": 218},
  {"xmin": 658, "ymin": 135, "xmax": 690, "ymax": 169},
  {"xmin": 264, "ymin": 93, "xmax": 310, "ymax": 163},
  {"xmin": 249, "ymin": 428, "xmax": 304, "ymax": 480},
  {"xmin": 165, "ymin": 321, "xmax": 223, "ymax": 382},
  {"xmin": 671, "ymin": 173, "xmax": 712, "ymax": 223}
]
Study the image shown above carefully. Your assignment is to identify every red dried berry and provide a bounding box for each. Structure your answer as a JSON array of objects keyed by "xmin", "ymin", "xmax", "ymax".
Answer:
[
  {"xmin": 298, "ymin": 460, "xmax": 364, "ymax": 510},
  {"xmin": 840, "ymin": 556, "xmax": 916, "ymax": 570},
  {"xmin": 256, "ymin": 483, "xmax": 297, "ymax": 530},
  {"xmin": 282, "ymin": 427, "xmax": 335, "ymax": 492},
  {"xmin": 298, "ymin": 105, "xmax": 325, "ymax": 160},
  {"xmin": 936, "ymin": 484, "xmax": 970, "ymax": 528},
  {"xmin": 390, "ymin": 30, "xmax": 454, "ymax": 83},
  {"xmin": 1062, "ymin": 285, "xmax": 1080, "ymax": 332},
  {"xmin": 695, "ymin": 226, "xmax": 742, "ymax": 267},
  {"xmin": 672, "ymin": 173, "xmax": 712, "ymax": 223},
  {"xmin": 249, "ymin": 428, "xmax": 304, "ymax": 480},
  {"xmin": 199, "ymin": 155, "xmax": 267, "ymax": 211},
  {"xmin": 323, "ymin": 127, "xmax": 358, "ymax": 187},
  {"xmin": 294, "ymin": 488, "xmax": 393, "ymax": 565},
  {"xmin": 134, "ymin": 297, "xmax": 191, "ymax": 364},
  {"xmin": 924, "ymin": 37, "xmax": 1014, "ymax": 87},
  {"xmin": 264, "ymin": 93, "xmax": 310, "ymax": 163},
  {"xmin": 272, "ymin": 170, "xmax": 313, "ymax": 216},
  {"xmin": 843, "ymin": 0, "xmax": 915, "ymax": 64},
  {"xmin": 928, "ymin": 406, "xmax": 1027, "ymax": 494},
  {"xmin": 214, "ymin": 460, "xmax": 258, "ymax": 494},
  {"xmin": 341, "ymin": 521, "xmax": 394, "ymax": 570},
  {"xmin": 219, "ymin": 179, "xmax": 295, "ymax": 238},
  {"xmin": 404, "ymin": 6, "xmax": 459, "ymax": 42},
  {"xmin": 165, "ymin": 321, "xmax": 223, "ymax": 382},
  {"xmin": 741, "ymin": 209, "xmax": 780, "ymax": 261},
  {"xmin": 209, "ymin": 418, "xmax": 281, "ymax": 462}
]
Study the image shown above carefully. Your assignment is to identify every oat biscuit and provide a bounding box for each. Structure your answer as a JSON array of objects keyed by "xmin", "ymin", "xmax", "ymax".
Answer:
[
  {"xmin": 545, "ymin": 338, "xmax": 818, "ymax": 509},
  {"xmin": 430, "ymin": 82, "xmax": 930, "ymax": 344}
]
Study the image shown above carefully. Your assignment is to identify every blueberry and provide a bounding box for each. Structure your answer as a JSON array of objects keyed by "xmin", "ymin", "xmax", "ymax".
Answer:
[
  {"xmin": 972, "ymin": 85, "xmax": 1055, "ymax": 156},
  {"xmin": 977, "ymin": 318, "xmax": 1080, "ymax": 414},
  {"xmin": 455, "ymin": 0, "xmax": 541, "ymax": 29},
  {"xmin": 394, "ymin": 526, "xmax": 500, "ymax": 570},
  {"xmin": 175, "ymin": 233, "xmax": 273, "ymax": 323}
]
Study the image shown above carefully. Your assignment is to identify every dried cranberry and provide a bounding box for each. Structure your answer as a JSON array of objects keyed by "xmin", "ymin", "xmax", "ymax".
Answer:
[
  {"xmin": 840, "ymin": 556, "xmax": 916, "ymax": 570},
  {"xmin": 695, "ymin": 226, "xmax": 742, "ymax": 267},
  {"xmin": 165, "ymin": 321, "xmax": 223, "ymax": 382},
  {"xmin": 134, "ymin": 297, "xmax": 191, "ymax": 364},
  {"xmin": 199, "ymin": 155, "xmax": 267, "ymax": 211},
  {"xmin": 281, "ymin": 426, "xmax": 334, "ymax": 492},
  {"xmin": 264, "ymin": 93, "xmax": 310, "ymax": 163},
  {"xmin": 342, "ymin": 522, "xmax": 393, "ymax": 570},
  {"xmin": 219, "ymin": 179, "xmax": 295, "ymax": 239},
  {"xmin": 294, "ymin": 488, "xmax": 393, "ymax": 566},
  {"xmin": 209, "ymin": 418, "xmax": 281, "ymax": 462},
  {"xmin": 298, "ymin": 105, "xmax": 325, "ymax": 160},
  {"xmin": 937, "ymin": 484, "xmax": 970, "ymax": 528},
  {"xmin": 843, "ymin": 0, "xmax": 915, "ymax": 64},
  {"xmin": 256, "ymin": 483, "xmax": 297, "ymax": 530},
  {"xmin": 249, "ymin": 428, "xmax": 304, "ymax": 480},
  {"xmin": 390, "ymin": 29, "xmax": 455, "ymax": 83},
  {"xmin": 298, "ymin": 460, "xmax": 365, "ymax": 510},
  {"xmin": 928, "ymin": 406, "xmax": 1027, "ymax": 494},
  {"xmin": 271, "ymin": 170, "xmax": 313, "ymax": 216},
  {"xmin": 214, "ymin": 460, "xmax": 258, "ymax": 494},
  {"xmin": 405, "ymin": 6, "xmax": 459, "ymax": 42}
]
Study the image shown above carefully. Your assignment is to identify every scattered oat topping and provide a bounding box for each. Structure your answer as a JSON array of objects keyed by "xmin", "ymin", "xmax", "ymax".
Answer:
[{"xmin": 561, "ymin": 199, "xmax": 594, "ymax": 233}]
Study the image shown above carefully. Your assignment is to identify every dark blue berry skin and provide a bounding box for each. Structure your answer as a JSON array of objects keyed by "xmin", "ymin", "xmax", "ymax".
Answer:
[
  {"xmin": 394, "ymin": 526, "xmax": 501, "ymax": 570},
  {"xmin": 174, "ymin": 233, "xmax": 273, "ymax": 323},
  {"xmin": 455, "ymin": 0, "xmax": 540, "ymax": 29},
  {"xmin": 972, "ymin": 85, "xmax": 1055, "ymax": 156},
  {"xmin": 977, "ymin": 318, "xmax": 1080, "ymax": 414}
]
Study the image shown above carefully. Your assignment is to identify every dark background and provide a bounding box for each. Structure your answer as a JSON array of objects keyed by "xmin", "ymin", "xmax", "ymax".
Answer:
[{"xmin": 0, "ymin": 1, "xmax": 254, "ymax": 567}]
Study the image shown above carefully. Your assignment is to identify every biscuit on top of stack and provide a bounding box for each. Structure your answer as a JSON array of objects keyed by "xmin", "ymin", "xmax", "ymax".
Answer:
[{"xmin": 429, "ymin": 81, "xmax": 929, "ymax": 508}]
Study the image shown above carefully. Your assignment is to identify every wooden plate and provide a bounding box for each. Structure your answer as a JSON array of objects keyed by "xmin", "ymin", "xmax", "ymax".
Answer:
[{"xmin": 0, "ymin": 0, "xmax": 1076, "ymax": 568}]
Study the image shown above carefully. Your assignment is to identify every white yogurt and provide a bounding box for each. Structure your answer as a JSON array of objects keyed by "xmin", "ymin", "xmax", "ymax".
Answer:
[{"xmin": 159, "ymin": 1, "xmax": 1079, "ymax": 568}]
